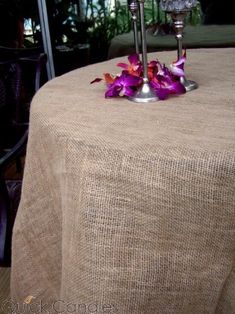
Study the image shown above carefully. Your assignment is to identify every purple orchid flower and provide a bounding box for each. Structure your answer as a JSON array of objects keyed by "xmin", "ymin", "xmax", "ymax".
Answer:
[
  {"xmin": 105, "ymin": 72, "xmax": 142, "ymax": 98},
  {"xmin": 116, "ymin": 54, "xmax": 142, "ymax": 77},
  {"xmin": 170, "ymin": 52, "xmax": 186, "ymax": 77},
  {"xmin": 151, "ymin": 78, "xmax": 185, "ymax": 100},
  {"xmin": 91, "ymin": 52, "xmax": 187, "ymax": 101},
  {"xmin": 151, "ymin": 62, "xmax": 186, "ymax": 100}
]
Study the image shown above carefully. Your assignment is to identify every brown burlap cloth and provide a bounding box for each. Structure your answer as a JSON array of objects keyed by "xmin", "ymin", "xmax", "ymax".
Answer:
[{"xmin": 10, "ymin": 49, "xmax": 235, "ymax": 314}]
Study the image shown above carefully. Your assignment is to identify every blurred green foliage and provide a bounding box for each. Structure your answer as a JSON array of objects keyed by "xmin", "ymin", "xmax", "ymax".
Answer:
[{"xmin": 86, "ymin": 0, "xmax": 202, "ymax": 61}]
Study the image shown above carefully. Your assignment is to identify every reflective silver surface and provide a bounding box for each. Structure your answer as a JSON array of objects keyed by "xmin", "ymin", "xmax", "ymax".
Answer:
[
  {"xmin": 160, "ymin": 0, "xmax": 198, "ymax": 92},
  {"xmin": 170, "ymin": 10, "xmax": 198, "ymax": 91},
  {"xmin": 180, "ymin": 77, "xmax": 198, "ymax": 92},
  {"xmin": 170, "ymin": 10, "xmax": 187, "ymax": 60},
  {"xmin": 129, "ymin": 79, "xmax": 159, "ymax": 103},
  {"xmin": 128, "ymin": 0, "xmax": 140, "ymax": 55},
  {"xmin": 129, "ymin": 0, "xmax": 159, "ymax": 103}
]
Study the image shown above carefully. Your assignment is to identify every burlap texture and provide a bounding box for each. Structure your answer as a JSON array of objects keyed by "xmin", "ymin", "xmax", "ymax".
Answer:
[{"xmin": 10, "ymin": 49, "xmax": 235, "ymax": 314}]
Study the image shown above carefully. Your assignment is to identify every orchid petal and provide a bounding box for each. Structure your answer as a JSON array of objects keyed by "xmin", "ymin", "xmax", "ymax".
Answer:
[
  {"xmin": 121, "ymin": 86, "xmax": 135, "ymax": 97},
  {"xmin": 105, "ymin": 85, "xmax": 121, "ymax": 98},
  {"xmin": 122, "ymin": 74, "xmax": 142, "ymax": 86},
  {"xmin": 105, "ymin": 72, "xmax": 141, "ymax": 98},
  {"xmin": 167, "ymin": 81, "xmax": 186, "ymax": 94},
  {"xmin": 170, "ymin": 50, "xmax": 186, "ymax": 78},
  {"xmin": 117, "ymin": 63, "xmax": 128, "ymax": 69},
  {"xmin": 151, "ymin": 76, "xmax": 185, "ymax": 100},
  {"xmin": 156, "ymin": 89, "xmax": 169, "ymax": 100},
  {"xmin": 172, "ymin": 55, "xmax": 186, "ymax": 67},
  {"xmin": 117, "ymin": 54, "xmax": 142, "ymax": 76},
  {"xmin": 170, "ymin": 65, "xmax": 185, "ymax": 77},
  {"xmin": 104, "ymin": 73, "xmax": 115, "ymax": 84},
  {"xmin": 172, "ymin": 50, "xmax": 186, "ymax": 66},
  {"xmin": 90, "ymin": 77, "xmax": 103, "ymax": 84},
  {"xmin": 128, "ymin": 54, "xmax": 139, "ymax": 65}
]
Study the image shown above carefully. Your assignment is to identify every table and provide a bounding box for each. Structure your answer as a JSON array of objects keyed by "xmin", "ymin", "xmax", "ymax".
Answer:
[
  {"xmin": 108, "ymin": 25, "xmax": 235, "ymax": 59},
  {"xmin": 11, "ymin": 48, "xmax": 235, "ymax": 314}
]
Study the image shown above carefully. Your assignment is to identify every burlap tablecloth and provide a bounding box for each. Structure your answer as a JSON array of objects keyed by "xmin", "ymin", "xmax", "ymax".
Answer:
[{"xmin": 10, "ymin": 49, "xmax": 235, "ymax": 314}]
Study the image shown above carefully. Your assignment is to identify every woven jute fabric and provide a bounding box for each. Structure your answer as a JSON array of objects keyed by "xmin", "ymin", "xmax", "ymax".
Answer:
[{"xmin": 10, "ymin": 49, "xmax": 235, "ymax": 314}]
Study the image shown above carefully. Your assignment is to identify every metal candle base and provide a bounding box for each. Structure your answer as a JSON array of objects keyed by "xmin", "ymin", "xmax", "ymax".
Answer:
[
  {"xmin": 180, "ymin": 77, "xmax": 198, "ymax": 92},
  {"xmin": 128, "ymin": 0, "xmax": 159, "ymax": 103},
  {"xmin": 128, "ymin": 80, "xmax": 159, "ymax": 103},
  {"xmin": 170, "ymin": 10, "xmax": 198, "ymax": 92}
]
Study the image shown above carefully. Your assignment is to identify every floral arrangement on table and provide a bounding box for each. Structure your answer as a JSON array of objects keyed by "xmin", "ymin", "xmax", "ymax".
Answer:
[{"xmin": 91, "ymin": 52, "xmax": 186, "ymax": 100}]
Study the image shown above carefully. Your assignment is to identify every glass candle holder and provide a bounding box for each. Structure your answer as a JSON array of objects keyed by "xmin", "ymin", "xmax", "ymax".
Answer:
[
  {"xmin": 160, "ymin": 0, "xmax": 197, "ymax": 12},
  {"xmin": 160, "ymin": 0, "xmax": 198, "ymax": 91}
]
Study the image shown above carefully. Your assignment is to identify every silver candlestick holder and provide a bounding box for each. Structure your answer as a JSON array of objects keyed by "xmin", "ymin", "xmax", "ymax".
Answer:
[
  {"xmin": 160, "ymin": 0, "xmax": 198, "ymax": 92},
  {"xmin": 128, "ymin": 0, "xmax": 140, "ymax": 55},
  {"xmin": 129, "ymin": 0, "xmax": 159, "ymax": 103}
]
